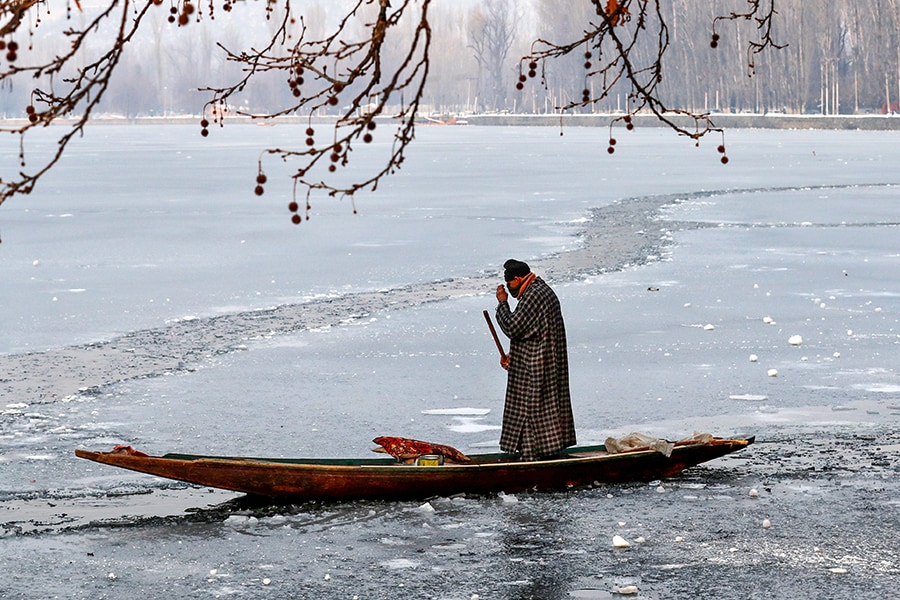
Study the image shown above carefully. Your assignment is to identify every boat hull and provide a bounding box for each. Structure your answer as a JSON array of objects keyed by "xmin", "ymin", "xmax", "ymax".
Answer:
[{"xmin": 75, "ymin": 437, "xmax": 753, "ymax": 501}]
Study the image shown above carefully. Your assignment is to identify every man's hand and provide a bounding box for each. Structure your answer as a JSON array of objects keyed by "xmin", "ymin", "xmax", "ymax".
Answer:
[
  {"xmin": 496, "ymin": 284, "xmax": 508, "ymax": 303},
  {"xmin": 500, "ymin": 353, "xmax": 510, "ymax": 370}
]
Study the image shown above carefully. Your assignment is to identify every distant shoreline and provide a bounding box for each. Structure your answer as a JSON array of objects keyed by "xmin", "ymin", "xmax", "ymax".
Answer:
[
  {"xmin": 466, "ymin": 112, "xmax": 900, "ymax": 131},
  {"xmin": 5, "ymin": 112, "xmax": 900, "ymax": 131}
]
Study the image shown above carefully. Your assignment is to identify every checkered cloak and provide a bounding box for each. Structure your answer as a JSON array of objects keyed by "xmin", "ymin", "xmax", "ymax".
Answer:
[{"xmin": 496, "ymin": 277, "xmax": 576, "ymax": 460}]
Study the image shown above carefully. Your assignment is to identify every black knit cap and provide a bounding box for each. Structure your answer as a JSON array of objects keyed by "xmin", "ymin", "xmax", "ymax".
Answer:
[{"xmin": 503, "ymin": 259, "xmax": 531, "ymax": 282}]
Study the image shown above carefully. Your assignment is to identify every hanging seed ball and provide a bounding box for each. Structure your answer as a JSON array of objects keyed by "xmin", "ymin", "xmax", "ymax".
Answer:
[
  {"xmin": 178, "ymin": 13, "xmax": 189, "ymax": 25},
  {"xmin": 363, "ymin": 133, "xmax": 373, "ymax": 143},
  {"xmin": 518, "ymin": 74, "xmax": 527, "ymax": 83},
  {"xmin": 28, "ymin": 112, "xmax": 38, "ymax": 123},
  {"xmin": 367, "ymin": 121, "xmax": 376, "ymax": 131},
  {"xmin": 200, "ymin": 128, "xmax": 209, "ymax": 137},
  {"xmin": 292, "ymin": 89, "xmax": 301, "ymax": 98},
  {"xmin": 305, "ymin": 137, "xmax": 314, "ymax": 146},
  {"xmin": 721, "ymin": 155, "xmax": 729, "ymax": 164},
  {"xmin": 25, "ymin": 104, "xmax": 35, "ymax": 115},
  {"xmin": 6, "ymin": 49, "xmax": 17, "ymax": 62},
  {"xmin": 184, "ymin": 2, "xmax": 195, "ymax": 14},
  {"xmin": 584, "ymin": 61, "xmax": 592, "ymax": 69},
  {"xmin": 609, "ymin": 137, "xmax": 617, "ymax": 146},
  {"xmin": 607, "ymin": 146, "xmax": 615, "ymax": 154},
  {"xmin": 330, "ymin": 152, "xmax": 340, "ymax": 163},
  {"xmin": 717, "ymin": 144, "xmax": 726, "ymax": 154},
  {"xmin": 169, "ymin": 6, "xmax": 177, "ymax": 14},
  {"xmin": 626, "ymin": 122, "xmax": 634, "ymax": 131},
  {"xmin": 584, "ymin": 51, "xmax": 592, "ymax": 59},
  {"xmin": 200, "ymin": 118, "xmax": 209, "ymax": 128},
  {"xmin": 328, "ymin": 164, "xmax": 336, "ymax": 172},
  {"xmin": 0, "ymin": 41, "xmax": 5, "ymax": 50},
  {"xmin": 254, "ymin": 185, "xmax": 264, "ymax": 196},
  {"xmin": 623, "ymin": 114, "xmax": 632, "ymax": 123},
  {"xmin": 328, "ymin": 96, "xmax": 339, "ymax": 106},
  {"xmin": 288, "ymin": 201, "xmax": 299, "ymax": 212},
  {"xmin": 292, "ymin": 214, "xmax": 302, "ymax": 224},
  {"xmin": 516, "ymin": 82, "xmax": 524, "ymax": 91},
  {"xmin": 528, "ymin": 61, "xmax": 537, "ymax": 70},
  {"xmin": 256, "ymin": 173, "xmax": 267, "ymax": 185},
  {"xmin": 333, "ymin": 143, "xmax": 342, "ymax": 152},
  {"xmin": 528, "ymin": 69, "xmax": 536, "ymax": 78},
  {"xmin": 305, "ymin": 127, "xmax": 315, "ymax": 136},
  {"xmin": 168, "ymin": 15, "xmax": 175, "ymax": 23}
]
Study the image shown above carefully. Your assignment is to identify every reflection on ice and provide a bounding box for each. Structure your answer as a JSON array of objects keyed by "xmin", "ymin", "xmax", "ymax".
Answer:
[
  {"xmin": 420, "ymin": 408, "xmax": 491, "ymax": 415},
  {"xmin": 380, "ymin": 558, "xmax": 421, "ymax": 570},
  {"xmin": 854, "ymin": 383, "xmax": 900, "ymax": 393},
  {"xmin": 447, "ymin": 418, "xmax": 501, "ymax": 434},
  {"xmin": 421, "ymin": 406, "xmax": 500, "ymax": 434}
]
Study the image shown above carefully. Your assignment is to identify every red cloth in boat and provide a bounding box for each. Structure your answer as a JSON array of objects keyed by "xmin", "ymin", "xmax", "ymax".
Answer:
[{"xmin": 372, "ymin": 436, "xmax": 471, "ymax": 463}]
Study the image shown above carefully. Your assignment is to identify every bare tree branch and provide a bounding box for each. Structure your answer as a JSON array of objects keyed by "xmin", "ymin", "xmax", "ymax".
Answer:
[
  {"xmin": 199, "ymin": 0, "xmax": 433, "ymax": 222},
  {"xmin": 520, "ymin": 0, "xmax": 784, "ymax": 161},
  {"xmin": 1, "ymin": 0, "xmax": 155, "ymax": 201},
  {"xmin": 712, "ymin": 0, "xmax": 787, "ymax": 75},
  {"xmin": 0, "ymin": 0, "xmax": 784, "ymax": 219}
]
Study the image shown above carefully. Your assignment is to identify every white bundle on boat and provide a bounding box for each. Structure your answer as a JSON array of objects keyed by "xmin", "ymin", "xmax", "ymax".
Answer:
[
  {"xmin": 605, "ymin": 432, "xmax": 675, "ymax": 457},
  {"xmin": 605, "ymin": 432, "xmax": 716, "ymax": 457}
]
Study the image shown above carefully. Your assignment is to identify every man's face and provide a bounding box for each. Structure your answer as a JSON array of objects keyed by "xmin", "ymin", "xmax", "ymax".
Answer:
[{"xmin": 506, "ymin": 276, "xmax": 524, "ymax": 298}]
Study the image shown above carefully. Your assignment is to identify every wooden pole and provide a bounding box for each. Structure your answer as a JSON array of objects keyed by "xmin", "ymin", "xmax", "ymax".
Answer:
[{"xmin": 483, "ymin": 310, "xmax": 505, "ymax": 358}]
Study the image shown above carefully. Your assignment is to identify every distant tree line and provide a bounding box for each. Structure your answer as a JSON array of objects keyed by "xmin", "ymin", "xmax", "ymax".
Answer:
[
  {"xmin": 3, "ymin": 0, "xmax": 891, "ymax": 119},
  {"xmin": 509, "ymin": 0, "xmax": 900, "ymax": 116}
]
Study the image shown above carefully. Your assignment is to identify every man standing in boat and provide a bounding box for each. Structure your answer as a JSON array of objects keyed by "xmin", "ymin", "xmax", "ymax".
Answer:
[{"xmin": 495, "ymin": 259, "xmax": 576, "ymax": 461}]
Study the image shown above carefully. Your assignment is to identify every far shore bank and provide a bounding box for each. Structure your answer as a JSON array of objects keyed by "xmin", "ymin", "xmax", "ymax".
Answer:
[
  {"xmin": 467, "ymin": 112, "xmax": 900, "ymax": 131},
  {"xmin": 5, "ymin": 112, "xmax": 900, "ymax": 131}
]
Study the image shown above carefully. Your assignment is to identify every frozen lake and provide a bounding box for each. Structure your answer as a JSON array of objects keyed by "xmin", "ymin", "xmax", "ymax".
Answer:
[{"xmin": 1, "ymin": 124, "xmax": 899, "ymax": 598}]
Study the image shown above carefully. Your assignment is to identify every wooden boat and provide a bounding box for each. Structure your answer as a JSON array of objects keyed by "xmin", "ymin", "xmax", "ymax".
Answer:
[{"xmin": 75, "ymin": 435, "xmax": 753, "ymax": 502}]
